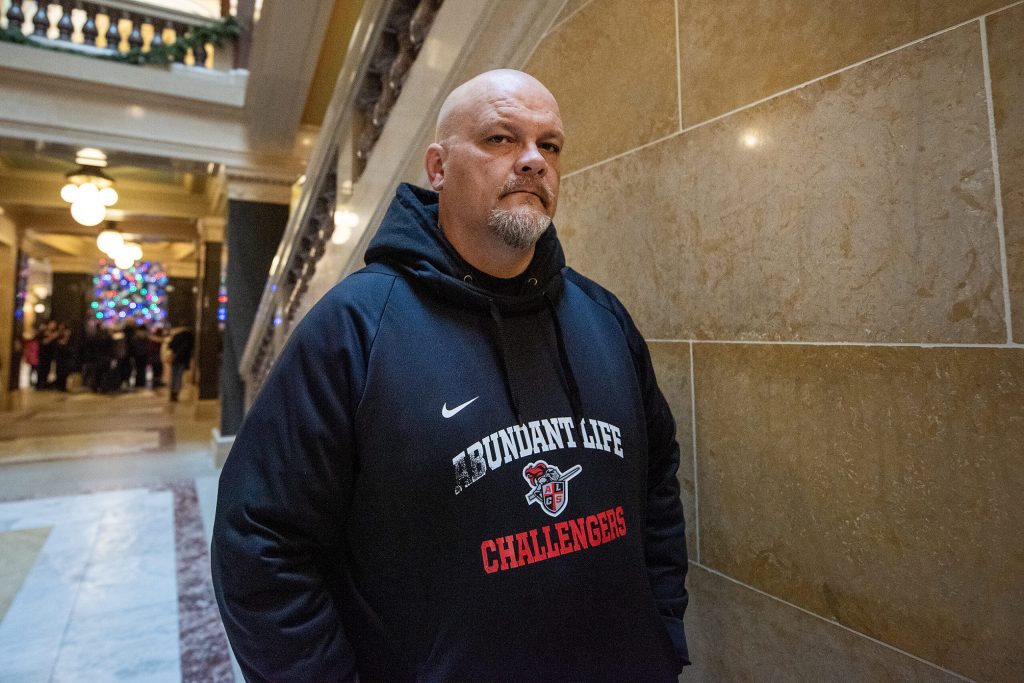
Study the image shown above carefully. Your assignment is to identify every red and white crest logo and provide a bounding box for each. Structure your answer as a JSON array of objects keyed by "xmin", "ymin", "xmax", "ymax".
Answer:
[{"xmin": 523, "ymin": 460, "xmax": 582, "ymax": 517}]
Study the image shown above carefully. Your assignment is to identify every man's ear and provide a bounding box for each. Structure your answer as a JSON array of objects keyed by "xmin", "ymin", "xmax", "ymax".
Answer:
[{"xmin": 425, "ymin": 143, "xmax": 445, "ymax": 191}]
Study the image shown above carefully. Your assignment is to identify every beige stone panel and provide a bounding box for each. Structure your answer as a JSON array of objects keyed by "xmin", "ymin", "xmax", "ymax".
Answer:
[
  {"xmin": 988, "ymin": 4, "xmax": 1024, "ymax": 342},
  {"xmin": 648, "ymin": 342, "xmax": 696, "ymax": 557},
  {"xmin": 679, "ymin": 0, "xmax": 1015, "ymax": 126},
  {"xmin": 558, "ymin": 23, "xmax": 1004, "ymax": 343},
  {"xmin": 551, "ymin": 0, "xmax": 592, "ymax": 28},
  {"xmin": 526, "ymin": 0, "xmax": 678, "ymax": 174},
  {"xmin": 683, "ymin": 564, "xmax": 965, "ymax": 682},
  {"xmin": 693, "ymin": 344, "xmax": 1024, "ymax": 682}
]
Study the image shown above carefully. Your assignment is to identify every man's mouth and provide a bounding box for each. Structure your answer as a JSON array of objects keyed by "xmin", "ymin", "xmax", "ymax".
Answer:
[{"xmin": 502, "ymin": 188, "xmax": 548, "ymax": 208}]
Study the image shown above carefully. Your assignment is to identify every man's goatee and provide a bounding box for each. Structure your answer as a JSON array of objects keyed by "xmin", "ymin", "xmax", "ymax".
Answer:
[{"xmin": 488, "ymin": 207, "xmax": 551, "ymax": 250}]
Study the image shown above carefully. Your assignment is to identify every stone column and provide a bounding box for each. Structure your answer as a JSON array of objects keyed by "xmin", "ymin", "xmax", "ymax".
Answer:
[
  {"xmin": 196, "ymin": 217, "xmax": 225, "ymax": 403},
  {"xmin": 219, "ymin": 170, "xmax": 293, "ymax": 436},
  {"xmin": 0, "ymin": 211, "xmax": 19, "ymax": 410}
]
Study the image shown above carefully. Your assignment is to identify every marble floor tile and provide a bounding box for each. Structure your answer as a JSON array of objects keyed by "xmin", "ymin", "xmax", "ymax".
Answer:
[
  {"xmin": 29, "ymin": 405, "xmax": 168, "ymax": 422},
  {"xmin": 0, "ymin": 430, "xmax": 163, "ymax": 465},
  {"xmin": 0, "ymin": 527, "xmax": 50, "ymax": 622},
  {"xmin": 71, "ymin": 494, "xmax": 177, "ymax": 615},
  {"xmin": 0, "ymin": 522, "xmax": 99, "ymax": 681},
  {"xmin": 0, "ymin": 452, "xmax": 218, "ymax": 504},
  {"xmin": 0, "ymin": 489, "xmax": 151, "ymax": 528},
  {"xmin": 193, "ymin": 475, "xmax": 220, "ymax": 545},
  {"xmin": 0, "ymin": 488, "xmax": 182, "ymax": 682},
  {"xmin": 0, "ymin": 389, "xmax": 231, "ymax": 682},
  {"xmin": 51, "ymin": 599, "xmax": 181, "ymax": 683},
  {"xmin": 0, "ymin": 634, "xmax": 62, "ymax": 681}
]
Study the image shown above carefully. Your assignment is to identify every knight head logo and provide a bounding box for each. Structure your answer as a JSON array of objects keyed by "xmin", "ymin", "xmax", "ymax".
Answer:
[{"xmin": 522, "ymin": 460, "xmax": 582, "ymax": 517}]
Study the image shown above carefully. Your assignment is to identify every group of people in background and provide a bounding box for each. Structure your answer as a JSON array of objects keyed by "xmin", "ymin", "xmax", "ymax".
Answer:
[
  {"xmin": 21, "ymin": 319, "xmax": 73, "ymax": 392},
  {"xmin": 22, "ymin": 320, "xmax": 194, "ymax": 401}
]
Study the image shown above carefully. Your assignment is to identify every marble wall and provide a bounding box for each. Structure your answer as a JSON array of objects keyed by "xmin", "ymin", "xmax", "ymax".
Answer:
[{"xmin": 527, "ymin": 1, "xmax": 1024, "ymax": 681}]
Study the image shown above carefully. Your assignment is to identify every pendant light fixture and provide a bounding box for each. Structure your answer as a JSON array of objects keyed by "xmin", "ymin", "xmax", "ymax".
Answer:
[
  {"xmin": 96, "ymin": 225, "xmax": 125, "ymax": 254},
  {"xmin": 60, "ymin": 148, "xmax": 119, "ymax": 227},
  {"xmin": 95, "ymin": 222, "xmax": 143, "ymax": 268}
]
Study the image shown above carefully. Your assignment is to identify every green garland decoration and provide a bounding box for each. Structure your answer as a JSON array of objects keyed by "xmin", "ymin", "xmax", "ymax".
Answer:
[{"xmin": 1, "ymin": 16, "xmax": 239, "ymax": 67}]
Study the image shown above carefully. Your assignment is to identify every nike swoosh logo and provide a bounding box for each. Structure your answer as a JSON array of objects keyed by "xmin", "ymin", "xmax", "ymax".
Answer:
[{"xmin": 442, "ymin": 396, "xmax": 479, "ymax": 418}]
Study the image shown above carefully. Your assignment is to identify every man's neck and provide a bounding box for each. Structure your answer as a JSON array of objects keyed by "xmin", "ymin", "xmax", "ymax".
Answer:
[{"xmin": 440, "ymin": 222, "xmax": 534, "ymax": 279}]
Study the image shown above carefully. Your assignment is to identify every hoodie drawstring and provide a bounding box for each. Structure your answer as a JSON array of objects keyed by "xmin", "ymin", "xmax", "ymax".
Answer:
[
  {"xmin": 487, "ymin": 292, "xmax": 585, "ymax": 427},
  {"xmin": 544, "ymin": 292, "xmax": 585, "ymax": 426},
  {"xmin": 489, "ymin": 299, "xmax": 524, "ymax": 425}
]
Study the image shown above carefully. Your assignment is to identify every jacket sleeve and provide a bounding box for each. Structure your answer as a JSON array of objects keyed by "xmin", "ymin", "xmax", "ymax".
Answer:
[
  {"xmin": 622, "ymin": 310, "xmax": 691, "ymax": 668},
  {"xmin": 211, "ymin": 277, "xmax": 388, "ymax": 682}
]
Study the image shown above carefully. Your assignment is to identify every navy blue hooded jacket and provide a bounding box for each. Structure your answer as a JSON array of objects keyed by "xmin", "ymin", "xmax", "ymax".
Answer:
[{"xmin": 212, "ymin": 183, "xmax": 690, "ymax": 681}]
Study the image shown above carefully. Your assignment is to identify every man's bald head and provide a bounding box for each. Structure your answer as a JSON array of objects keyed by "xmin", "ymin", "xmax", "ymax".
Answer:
[
  {"xmin": 434, "ymin": 69, "xmax": 561, "ymax": 143},
  {"xmin": 424, "ymin": 69, "xmax": 564, "ymax": 278}
]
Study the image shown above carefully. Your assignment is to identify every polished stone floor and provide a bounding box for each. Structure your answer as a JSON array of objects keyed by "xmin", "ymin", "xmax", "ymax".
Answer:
[{"xmin": 0, "ymin": 385, "xmax": 237, "ymax": 683}]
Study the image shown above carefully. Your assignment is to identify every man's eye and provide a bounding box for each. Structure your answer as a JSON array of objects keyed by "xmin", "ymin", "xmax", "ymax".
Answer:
[
  {"xmin": 488, "ymin": 135, "xmax": 510, "ymax": 144},
  {"xmin": 541, "ymin": 143, "xmax": 561, "ymax": 154}
]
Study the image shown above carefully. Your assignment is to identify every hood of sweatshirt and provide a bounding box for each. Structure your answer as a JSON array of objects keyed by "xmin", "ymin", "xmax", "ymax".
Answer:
[
  {"xmin": 364, "ymin": 182, "xmax": 581, "ymax": 425},
  {"xmin": 364, "ymin": 183, "xmax": 566, "ymax": 313}
]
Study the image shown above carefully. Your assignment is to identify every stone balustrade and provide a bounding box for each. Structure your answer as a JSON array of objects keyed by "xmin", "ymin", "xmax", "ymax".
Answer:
[{"xmin": 2, "ymin": 0, "xmax": 243, "ymax": 68}]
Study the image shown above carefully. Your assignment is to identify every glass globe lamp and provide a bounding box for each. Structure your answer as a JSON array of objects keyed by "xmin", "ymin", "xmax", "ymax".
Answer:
[
  {"xmin": 71, "ymin": 199, "xmax": 106, "ymax": 227},
  {"xmin": 97, "ymin": 229, "xmax": 124, "ymax": 255}
]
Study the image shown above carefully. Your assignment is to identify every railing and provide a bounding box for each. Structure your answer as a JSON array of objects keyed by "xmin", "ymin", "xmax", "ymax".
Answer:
[
  {"xmin": 352, "ymin": 0, "xmax": 443, "ymax": 180},
  {"xmin": 1, "ymin": 0, "xmax": 243, "ymax": 69},
  {"xmin": 240, "ymin": 0, "xmax": 443, "ymax": 402}
]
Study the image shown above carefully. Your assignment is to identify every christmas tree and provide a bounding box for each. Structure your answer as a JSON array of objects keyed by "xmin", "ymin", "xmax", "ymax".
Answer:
[{"xmin": 90, "ymin": 260, "xmax": 168, "ymax": 327}]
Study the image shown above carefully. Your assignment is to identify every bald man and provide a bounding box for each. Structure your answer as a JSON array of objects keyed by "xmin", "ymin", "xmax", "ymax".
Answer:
[{"xmin": 213, "ymin": 70, "xmax": 690, "ymax": 681}]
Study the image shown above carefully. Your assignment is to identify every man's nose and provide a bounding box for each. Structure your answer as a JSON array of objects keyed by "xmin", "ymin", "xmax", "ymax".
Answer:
[{"xmin": 516, "ymin": 143, "xmax": 547, "ymax": 176}]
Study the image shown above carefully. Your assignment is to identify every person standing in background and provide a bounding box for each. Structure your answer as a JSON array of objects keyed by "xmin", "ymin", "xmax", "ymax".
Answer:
[
  {"xmin": 94, "ymin": 326, "xmax": 118, "ymax": 394},
  {"xmin": 168, "ymin": 327, "xmax": 195, "ymax": 402},
  {"xmin": 148, "ymin": 326, "xmax": 166, "ymax": 388},
  {"xmin": 80, "ymin": 321, "xmax": 100, "ymax": 392},
  {"xmin": 36, "ymin": 320, "xmax": 60, "ymax": 389},
  {"xmin": 130, "ymin": 324, "xmax": 149, "ymax": 389},
  {"xmin": 53, "ymin": 323, "xmax": 73, "ymax": 392},
  {"xmin": 22, "ymin": 329, "xmax": 39, "ymax": 388}
]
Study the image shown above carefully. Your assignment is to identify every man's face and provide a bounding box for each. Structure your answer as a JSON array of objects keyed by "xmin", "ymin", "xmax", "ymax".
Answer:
[{"xmin": 430, "ymin": 77, "xmax": 564, "ymax": 249}]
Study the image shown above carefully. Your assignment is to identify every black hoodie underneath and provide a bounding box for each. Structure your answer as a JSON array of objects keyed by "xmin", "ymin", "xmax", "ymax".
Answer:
[{"xmin": 213, "ymin": 184, "xmax": 689, "ymax": 681}]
